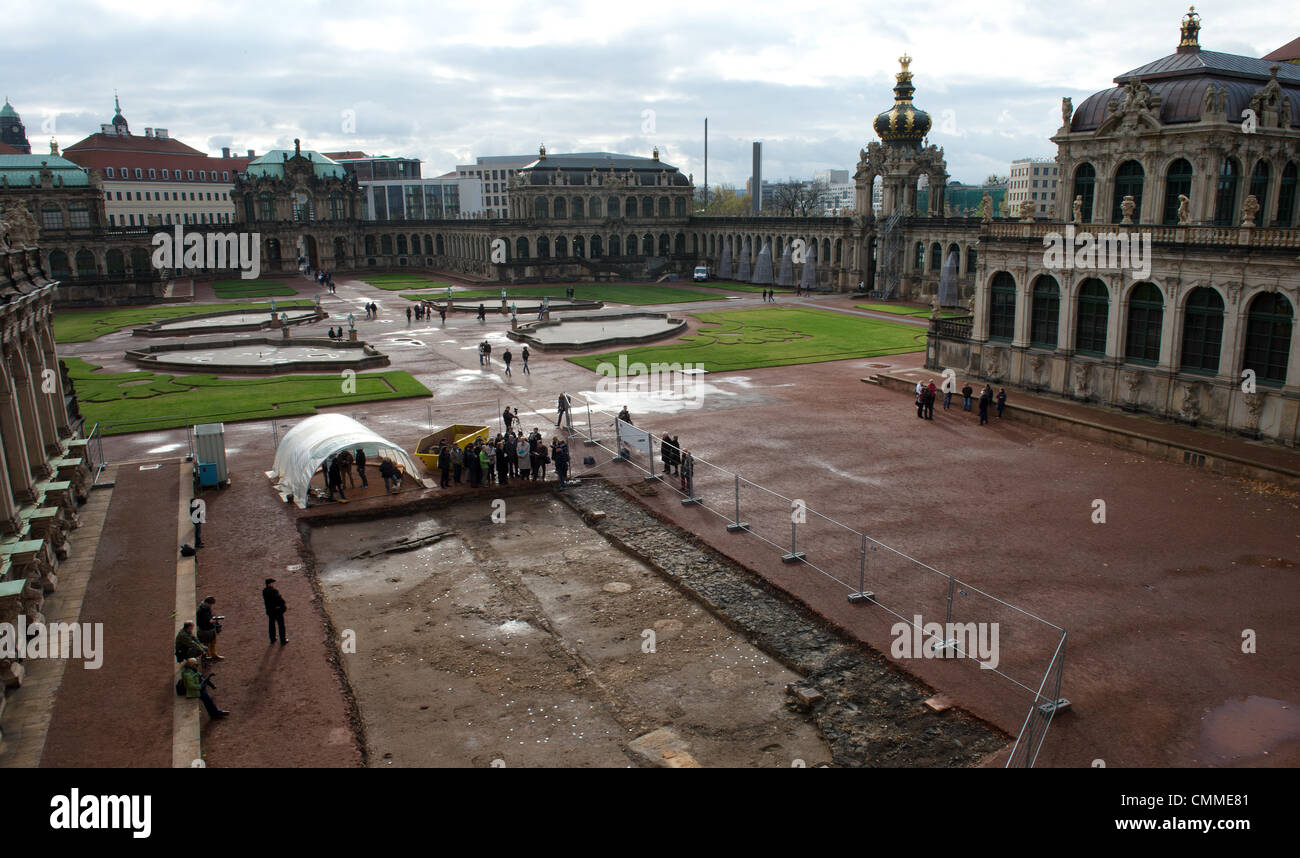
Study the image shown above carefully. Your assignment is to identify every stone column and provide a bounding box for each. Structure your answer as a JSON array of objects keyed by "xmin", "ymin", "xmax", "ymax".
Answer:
[
  {"xmin": 6, "ymin": 342, "xmax": 53, "ymax": 482},
  {"xmin": 1059, "ymin": 275, "xmax": 1080, "ymax": 353},
  {"xmin": 1013, "ymin": 269, "xmax": 1033, "ymax": 349},
  {"xmin": 0, "ymin": 357, "xmax": 38, "ymax": 503},
  {"xmin": 0, "ymin": 429, "xmax": 20, "ymax": 534},
  {"xmin": 24, "ymin": 330, "xmax": 62, "ymax": 457},
  {"xmin": 1104, "ymin": 276, "xmax": 1124, "ymax": 361}
]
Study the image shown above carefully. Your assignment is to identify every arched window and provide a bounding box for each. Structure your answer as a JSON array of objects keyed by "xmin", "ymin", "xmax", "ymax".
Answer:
[
  {"xmin": 659, "ymin": 197, "xmax": 670, "ymax": 218},
  {"xmin": 1030, "ymin": 276, "xmax": 1061, "ymax": 347},
  {"xmin": 1248, "ymin": 161, "xmax": 1270, "ymax": 226},
  {"xmin": 1072, "ymin": 163, "xmax": 1096, "ymax": 222},
  {"xmin": 75, "ymin": 249, "xmax": 96, "ymax": 276},
  {"xmin": 642, "ymin": 197, "xmax": 654, "ymax": 218},
  {"xmin": 573, "ymin": 197, "xmax": 584, "ymax": 219},
  {"xmin": 106, "ymin": 249, "xmax": 125, "ymax": 274},
  {"xmin": 537, "ymin": 236, "xmax": 550, "ymax": 259},
  {"xmin": 396, "ymin": 235, "xmax": 408, "ymax": 255},
  {"xmin": 1213, "ymin": 159, "xmax": 1240, "ymax": 226},
  {"xmin": 629, "ymin": 233, "xmax": 639, "ymax": 255},
  {"xmin": 380, "ymin": 235, "xmax": 393, "ymax": 255},
  {"xmin": 989, "ymin": 272, "xmax": 1016, "ymax": 341},
  {"xmin": 1242, "ymin": 293, "xmax": 1293, "ymax": 385},
  {"xmin": 607, "ymin": 196, "xmax": 620, "ymax": 218},
  {"xmin": 436, "ymin": 234, "xmax": 445, "ymax": 254},
  {"xmin": 555, "ymin": 236, "xmax": 568, "ymax": 257},
  {"xmin": 674, "ymin": 233, "xmax": 685, "ymax": 254},
  {"xmin": 590, "ymin": 198, "xmax": 602, "ymax": 218},
  {"xmin": 929, "ymin": 242, "xmax": 942, "ymax": 271},
  {"xmin": 1075, "ymin": 279, "xmax": 1109, "ymax": 355},
  {"xmin": 675, "ymin": 197, "xmax": 686, "ymax": 217},
  {"xmin": 258, "ymin": 193, "xmax": 276, "ymax": 221},
  {"xmin": 591, "ymin": 235, "xmax": 603, "ymax": 257},
  {"xmin": 1278, "ymin": 162, "xmax": 1298, "ymax": 226},
  {"xmin": 644, "ymin": 233, "xmax": 656, "ymax": 255},
  {"xmin": 364, "ymin": 235, "xmax": 376, "ymax": 256},
  {"xmin": 1124, "ymin": 283, "xmax": 1164, "ymax": 364},
  {"xmin": 627, "ymin": 197, "xmax": 637, "ymax": 218},
  {"xmin": 609, "ymin": 235, "xmax": 621, "ymax": 256},
  {"xmin": 967, "ymin": 247, "xmax": 977, "ymax": 273},
  {"xmin": 424, "ymin": 235, "xmax": 433, "ymax": 255},
  {"xmin": 1179, "ymin": 287, "xmax": 1224, "ymax": 374},
  {"xmin": 329, "ymin": 193, "xmax": 344, "ymax": 220},
  {"xmin": 1162, "ymin": 159, "xmax": 1193, "ymax": 225},
  {"xmin": 1111, "ymin": 160, "xmax": 1144, "ymax": 223},
  {"xmin": 515, "ymin": 237, "xmax": 529, "ymax": 259},
  {"xmin": 914, "ymin": 242, "xmax": 925, "ymax": 271},
  {"xmin": 554, "ymin": 197, "xmax": 567, "ymax": 219},
  {"xmin": 573, "ymin": 236, "xmax": 585, "ymax": 257},
  {"xmin": 48, "ymin": 250, "xmax": 70, "ymax": 277},
  {"xmin": 534, "ymin": 197, "xmax": 549, "ymax": 219}
]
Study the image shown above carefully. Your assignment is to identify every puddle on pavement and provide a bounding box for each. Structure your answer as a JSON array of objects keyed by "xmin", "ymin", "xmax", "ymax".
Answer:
[{"xmin": 1197, "ymin": 695, "xmax": 1300, "ymax": 765}]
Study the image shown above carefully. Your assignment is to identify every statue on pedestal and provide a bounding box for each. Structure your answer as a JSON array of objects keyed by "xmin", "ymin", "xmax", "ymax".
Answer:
[
  {"xmin": 1072, "ymin": 195, "xmax": 1083, "ymax": 224},
  {"xmin": 1177, "ymin": 194, "xmax": 1191, "ymax": 225}
]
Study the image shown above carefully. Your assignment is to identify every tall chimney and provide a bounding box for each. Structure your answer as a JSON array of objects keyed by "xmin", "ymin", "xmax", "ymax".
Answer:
[
  {"xmin": 222, "ymin": 146, "xmax": 231, "ymax": 158},
  {"xmin": 752, "ymin": 141, "xmax": 762, "ymax": 213},
  {"xmin": 247, "ymin": 149, "xmax": 255, "ymax": 158}
]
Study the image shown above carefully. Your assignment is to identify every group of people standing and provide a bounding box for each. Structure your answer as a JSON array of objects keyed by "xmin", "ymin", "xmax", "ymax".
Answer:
[
  {"xmin": 363, "ymin": 302, "xmax": 378, "ymax": 319},
  {"xmin": 437, "ymin": 428, "xmax": 570, "ymax": 489},
  {"xmin": 658, "ymin": 434, "xmax": 695, "ymax": 492},
  {"xmin": 318, "ymin": 448, "xmax": 403, "ymax": 498},
  {"xmin": 915, "ymin": 379, "xmax": 1007, "ymax": 425},
  {"xmin": 173, "ymin": 579, "xmax": 292, "ymax": 721}
]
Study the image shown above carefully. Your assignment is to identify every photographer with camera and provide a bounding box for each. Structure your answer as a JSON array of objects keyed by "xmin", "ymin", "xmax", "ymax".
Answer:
[
  {"xmin": 196, "ymin": 595, "xmax": 225, "ymax": 661},
  {"xmin": 179, "ymin": 657, "xmax": 229, "ymax": 719}
]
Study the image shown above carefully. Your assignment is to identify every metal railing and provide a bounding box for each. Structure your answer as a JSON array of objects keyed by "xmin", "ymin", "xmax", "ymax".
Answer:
[{"xmin": 528, "ymin": 391, "xmax": 1070, "ymax": 767}]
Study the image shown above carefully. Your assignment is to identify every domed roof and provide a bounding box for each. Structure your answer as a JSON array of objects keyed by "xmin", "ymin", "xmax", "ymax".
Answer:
[
  {"xmin": 1069, "ymin": 9, "xmax": 1300, "ymax": 132},
  {"xmin": 0, "ymin": 99, "xmax": 18, "ymax": 119},
  {"xmin": 874, "ymin": 55, "xmax": 932, "ymax": 147}
]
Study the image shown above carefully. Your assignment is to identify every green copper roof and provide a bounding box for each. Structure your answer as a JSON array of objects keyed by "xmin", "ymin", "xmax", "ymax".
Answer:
[
  {"xmin": 245, "ymin": 149, "xmax": 345, "ymax": 180},
  {"xmin": 0, "ymin": 100, "xmax": 17, "ymax": 119},
  {"xmin": 0, "ymin": 154, "xmax": 91, "ymax": 186}
]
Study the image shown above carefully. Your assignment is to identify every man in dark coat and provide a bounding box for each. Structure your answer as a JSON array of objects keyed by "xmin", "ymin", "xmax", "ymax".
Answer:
[
  {"xmin": 996, "ymin": 388, "xmax": 1007, "ymax": 419},
  {"xmin": 355, "ymin": 447, "xmax": 368, "ymax": 488},
  {"xmin": 328, "ymin": 456, "xmax": 346, "ymax": 500},
  {"xmin": 961, "ymin": 384, "xmax": 973, "ymax": 411},
  {"xmin": 661, "ymin": 434, "xmax": 676, "ymax": 474},
  {"xmin": 552, "ymin": 437, "xmax": 570, "ymax": 487},
  {"xmin": 262, "ymin": 578, "xmax": 288, "ymax": 645},
  {"xmin": 978, "ymin": 385, "xmax": 993, "ymax": 425},
  {"xmin": 438, "ymin": 441, "xmax": 452, "ymax": 488}
]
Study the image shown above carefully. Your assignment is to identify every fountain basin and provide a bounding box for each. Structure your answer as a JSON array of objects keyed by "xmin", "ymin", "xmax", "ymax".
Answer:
[
  {"xmin": 126, "ymin": 337, "xmax": 389, "ymax": 373},
  {"xmin": 133, "ymin": 307, "xmax": 325, "ymax": 336},
  {"xmin": 507, "ymin": 312, "xmax": 685, "ymax": 351}
]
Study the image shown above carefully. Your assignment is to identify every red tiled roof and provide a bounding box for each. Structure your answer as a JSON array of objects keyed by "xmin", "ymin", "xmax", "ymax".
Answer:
[
  {"xmin": 64, "ymin": 131, "xmax": 207, "ymax": 156},
  {"xmin": 323, "ymin": 150, "xmax": 369, "ymax": 160},
  {"xmin": 0, "ymin": 141, "xmax": 22, "ymax": 155},
  {"xmin": 63, "ymin": 147, "xmax": 251, "ymax": 182},
  {"xmin": 1263, "ymin": 37, "xmax": 1300, "ymax": 62}
]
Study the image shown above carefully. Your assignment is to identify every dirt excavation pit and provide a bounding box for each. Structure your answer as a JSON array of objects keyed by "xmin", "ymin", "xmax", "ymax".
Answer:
[{"xmin": 307, "ymin": 495, "xmax": 832, "ymax": 767}]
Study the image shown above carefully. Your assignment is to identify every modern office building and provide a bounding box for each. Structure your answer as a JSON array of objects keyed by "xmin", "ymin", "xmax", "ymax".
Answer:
[{"xmin": 1007, "ymin": 157, "xmax": 1059, "ymax": 218}]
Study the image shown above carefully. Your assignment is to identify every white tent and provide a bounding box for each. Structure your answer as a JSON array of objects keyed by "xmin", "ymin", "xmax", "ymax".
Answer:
[{"xmin": 271, "ymin": 413, "xmax": 421, "ymax": 508}]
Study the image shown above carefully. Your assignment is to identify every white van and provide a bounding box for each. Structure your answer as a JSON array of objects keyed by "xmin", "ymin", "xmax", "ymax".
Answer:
[{"xmin": 693, "ymin": 266, "xmax": 708, "ymax": 282}]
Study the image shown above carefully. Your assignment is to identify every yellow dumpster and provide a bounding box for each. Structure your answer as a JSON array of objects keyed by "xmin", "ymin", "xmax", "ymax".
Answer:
[{"xmin": 414, "ymin": 424, "xmax": 489, "ymax": 471}]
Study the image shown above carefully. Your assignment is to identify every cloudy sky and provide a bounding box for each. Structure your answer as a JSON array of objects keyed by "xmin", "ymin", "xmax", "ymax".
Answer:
[{"xmin": 5, "ymin": 0, "xmax": 1287, "ymax": 186}]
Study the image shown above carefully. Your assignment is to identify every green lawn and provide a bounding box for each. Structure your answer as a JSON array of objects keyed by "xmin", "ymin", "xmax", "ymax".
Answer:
[
  {"xmin": 400, "ymin": 284, "xmax": 724, "ymax": 306},
  {"xmin": 566, "ymin": 307, "xmax": 925, "ymax": 373},
  {"xmin": 64, "ymin": 357, "xmax": 431, "ymax": 435},
  {"xmin": 212, "ymin": 279, "xmax": 296, "ymax": 298},
  {"xmin": 360, "ymin": 273, "xmax": 455, "ymax": 291},
  {"xmin": 54, "ymin": 301, "xmax": 317, "ymax": 344},
  {"xmin": 856, "ymin": 303, "xmax": 966, "ymax": 319}
]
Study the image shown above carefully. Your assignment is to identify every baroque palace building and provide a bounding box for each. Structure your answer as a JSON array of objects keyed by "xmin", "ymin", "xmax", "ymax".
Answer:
[
  {"xmin": 928, "ymin": 9, "xmax": 1299, "ymax": 445},
  {"xmin": 0, "ymin": 204, "xmax": 91, "ymax": 719}
]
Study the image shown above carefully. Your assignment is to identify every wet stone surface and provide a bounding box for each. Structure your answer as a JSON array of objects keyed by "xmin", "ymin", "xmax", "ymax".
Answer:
[{"xmin": 560, "ymin": 479, "xmax": 1008, "ymax": 767}]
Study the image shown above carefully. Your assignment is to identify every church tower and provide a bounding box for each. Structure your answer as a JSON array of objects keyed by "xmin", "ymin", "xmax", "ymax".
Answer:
[{"xmin": 0, "ymin": 97, "xmax": 32, "ymax": 153}]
